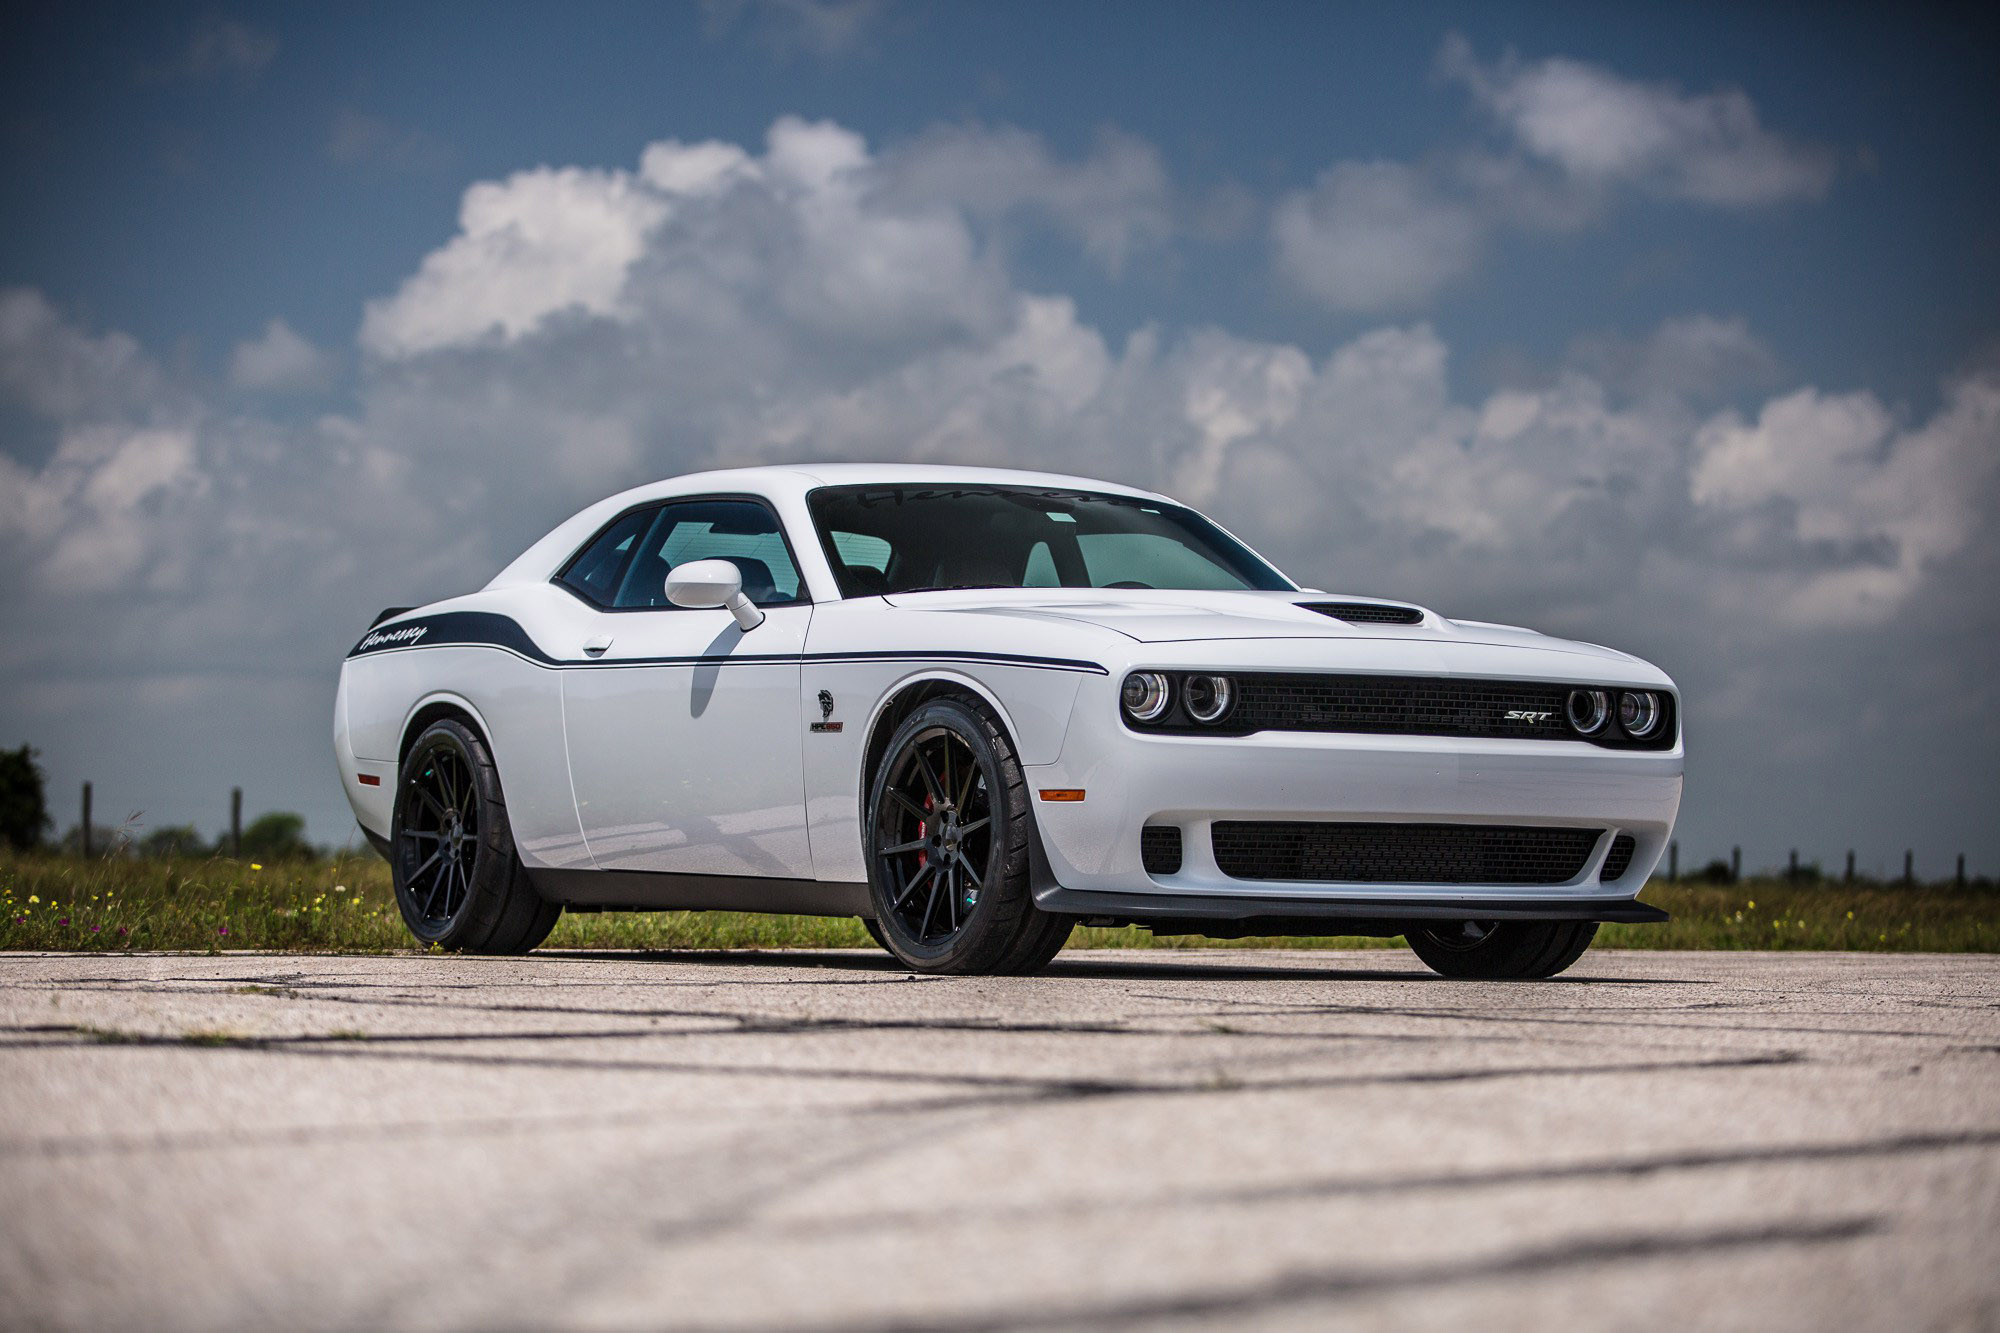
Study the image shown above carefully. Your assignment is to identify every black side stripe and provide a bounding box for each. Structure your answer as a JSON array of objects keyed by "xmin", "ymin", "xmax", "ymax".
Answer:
[{"xmin": 347, "ymin": 611, "xmax": 1109, "ymax": 675}]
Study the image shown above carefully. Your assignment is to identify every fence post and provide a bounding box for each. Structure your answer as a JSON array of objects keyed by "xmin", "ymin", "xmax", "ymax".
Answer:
[
  {"xmin": 1959, "ymin": 854, "xmax": 1967, "ymax": 888},
  {"xmin": 1788, "ymin": 848, "xmax": 1798, "ymax": 882},
  {"xmin": 81, "ymin": 782, "xmax": 92, "ymax": 859},
  {"xmin": 1903, "ymin": 849, "xmax": 1914, "ymax": 885},
  {"xmin": 230, "ymin": 787, "xmax": 243, "ymax": 858},
  {"xmin": 1731, "ymin": 845, "xmax": 1741, "ymax": 883},
  {"xmin": 1668, "ymin": 841, "xmax": 1678, "ymax": 881}
]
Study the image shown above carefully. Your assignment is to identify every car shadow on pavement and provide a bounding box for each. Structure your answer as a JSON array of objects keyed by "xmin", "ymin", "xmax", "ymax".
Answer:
[{"xmin": 532, "ymin": 948, "xmax": 1703, "ymax": 985}]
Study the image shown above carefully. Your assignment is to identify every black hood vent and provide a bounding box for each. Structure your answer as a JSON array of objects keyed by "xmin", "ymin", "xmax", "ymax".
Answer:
[{"xmin": 1300, "ymin": 601, "xmax": 1424, "ymax": 625}]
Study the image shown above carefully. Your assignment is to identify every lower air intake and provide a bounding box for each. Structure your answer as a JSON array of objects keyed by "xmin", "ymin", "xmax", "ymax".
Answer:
[
  {"xmin": 1212, "ymin": 822, "xmax": 1603, "ymax": 886},
  {"xmin": 1141, "ymin": 826, "xmax": 1183, "ymax": 876},
  {"xmin": 1600, "ymin": 834, "xmax": 1637, "ymax": 882}
]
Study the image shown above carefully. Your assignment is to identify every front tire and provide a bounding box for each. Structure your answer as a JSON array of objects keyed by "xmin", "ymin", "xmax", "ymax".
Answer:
[
  {"xmin": 392, "ymin": 719, "xmax": 562, "ymax": 954},
  {"xmin": 1405, "ymin": 919, "xmax": 1598, "ymax": 979},
  {"xmin": 864, "ymin": 698, "xmax": 1071, "ymax": 975}
]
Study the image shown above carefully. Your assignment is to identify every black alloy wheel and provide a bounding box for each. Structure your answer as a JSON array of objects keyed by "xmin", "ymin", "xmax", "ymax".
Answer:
[
  {"xmin": 875, "ymin": 722, "xmax": 993, "ymax": 946},
  {"xmin": 1405, "ymin": 918, "xmax": 1599, "ymax": 979},
  {"xmin": 390, "ymin": 718, "xmax": 563, "ymax": 954},
  {"xmin": 865, "ymin": 697, "xmax": 1072, "ymax": 975}
]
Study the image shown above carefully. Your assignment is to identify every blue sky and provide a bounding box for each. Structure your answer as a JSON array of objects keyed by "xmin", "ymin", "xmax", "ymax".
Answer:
[
  {"xmin": 8, "ymin": 3, "xmax": 1997, "ymax": 405},
  {"xmin": 2, "ymin": 1, "xmax": 1996, "ymax": 871}
]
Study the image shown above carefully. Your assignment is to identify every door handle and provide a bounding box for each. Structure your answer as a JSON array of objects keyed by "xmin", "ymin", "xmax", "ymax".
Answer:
[{"xmin": 581, "ymin": 634, "xmax": 614, "ymax": 657}]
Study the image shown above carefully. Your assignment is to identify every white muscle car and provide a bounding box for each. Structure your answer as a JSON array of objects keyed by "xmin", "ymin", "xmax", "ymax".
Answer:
[{"xmin": 335, "ymin": 464, "xmax": 1682, "ymax": 977}]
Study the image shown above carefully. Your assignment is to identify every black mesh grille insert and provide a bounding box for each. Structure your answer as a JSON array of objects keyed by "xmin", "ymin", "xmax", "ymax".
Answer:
[
  {"xmin": 1229, "ymin": 674, "xmax": 1575, "ymax": 742},
  {"xmin": 1600, "ymin": 834, "xmax": 1637, "ymax": 882},
  {"xmin": 1141, "ymin": 826, "xmax": 1183, "ymax": 876},
  {"xmin": 1212, "ymin": 822, "xmax": 1604, "ymax": 885},
  {"xmin": 1300, "ymin": 601, "xmax": 1424, "ymax": 625}
]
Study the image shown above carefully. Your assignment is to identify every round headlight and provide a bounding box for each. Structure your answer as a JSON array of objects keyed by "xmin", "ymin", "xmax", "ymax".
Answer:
[
  {"xmin": 1121, "ymin": 671, "xmax": 1172, "ymax": 723},
  {"xmin": 1566, "ymin": 688, "xmax": 1610, "ymax": 735},
  {"xmin": 1184, "ymin": 674, "xmax": 1235, "ymax": 724},
  {"xmin": 1619, "ymin": 691, "xmax": 1662, "ymax": 738}
]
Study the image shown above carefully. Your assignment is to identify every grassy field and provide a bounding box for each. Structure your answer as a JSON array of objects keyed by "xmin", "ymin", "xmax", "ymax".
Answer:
[{"xmin": 2, "ymin": 850, "xmax": 1994, "ymax": 954}]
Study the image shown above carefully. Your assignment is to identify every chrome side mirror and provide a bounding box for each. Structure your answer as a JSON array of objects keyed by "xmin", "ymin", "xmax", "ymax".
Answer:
[{"xmin": 665, "ymin": 559, "xmax": 765, "ymax": 631}]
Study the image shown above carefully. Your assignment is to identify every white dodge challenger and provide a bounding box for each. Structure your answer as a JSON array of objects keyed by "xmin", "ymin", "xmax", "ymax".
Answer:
[{"xmin": 335, "ymin": 464, "xmax": 1682, "ymax": 978}]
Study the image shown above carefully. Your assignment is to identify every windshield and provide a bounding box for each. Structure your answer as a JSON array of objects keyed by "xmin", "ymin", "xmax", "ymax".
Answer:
[{"xmin": 807, "ymin": 485, "xmax": 1295, "ymax": 598}]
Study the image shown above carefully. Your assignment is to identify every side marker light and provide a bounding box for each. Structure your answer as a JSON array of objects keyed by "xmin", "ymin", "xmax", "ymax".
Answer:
[
  {"xmin": 357, "ymin": 773, "xmax": 382, "ymax": 787},
  {"xmin": 1038, "ymin": 789, "xmax": 1086, "ymax": 802}
]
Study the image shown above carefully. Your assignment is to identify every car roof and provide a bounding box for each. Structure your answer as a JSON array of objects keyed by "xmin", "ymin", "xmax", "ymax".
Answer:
[
  {"xmin": 484, "ymin": 462, "xmax": 1178, "ymax": 591},
  {"xmin": 616, "ymin": 462, "xmax": 1169, "ymax": 505}
]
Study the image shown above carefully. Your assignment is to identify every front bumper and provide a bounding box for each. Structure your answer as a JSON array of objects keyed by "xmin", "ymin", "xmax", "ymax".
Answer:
[
  {"xmin": 1030, "ymin": 883, "xmax": 1668, "ymax": 934},
  {"xmin": 1024, "ymin": 696, "xmax": 1684, "ymax": 918}
]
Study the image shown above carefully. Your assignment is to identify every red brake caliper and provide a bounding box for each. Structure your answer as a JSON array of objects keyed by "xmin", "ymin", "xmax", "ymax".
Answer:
[{"xmin": 916, "ymin": 792, "xmax": 933, "ymax": 874}]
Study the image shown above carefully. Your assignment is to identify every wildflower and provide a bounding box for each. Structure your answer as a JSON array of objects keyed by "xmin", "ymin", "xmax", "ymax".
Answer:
[
  {"xmin": 217, "ymin": 925, "xmax": 229, "ymax": 936},
  {"xmin": 1746, "ymin": 900, "xmax": 1755, "ymax": 909},
  {"xmin": 91, "ymin": 925, "xmax": 100, "ymax": 933},
  {"xmin": 27, "ymin": 894, "xmax": 38, "ymax": 904},
  {"xmin": 58, "ymin": 917, "xmax": 68, "ymax": 926},
  {"xmin": 1846, "ymin": 911, "xmax": 1854, "ymax": 920},
  {"xmin": 250, "ymin": 863, "xmax": 263, "ymax": 871},
  {"xmin": 117, "ymin": 926, "xmax": 129, "ymax": 937}
]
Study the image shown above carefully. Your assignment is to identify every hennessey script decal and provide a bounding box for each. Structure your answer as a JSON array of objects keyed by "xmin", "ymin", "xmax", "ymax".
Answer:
[{"xmin": 357, "ymin": 624, "xmax": 428, "ymax": 651}]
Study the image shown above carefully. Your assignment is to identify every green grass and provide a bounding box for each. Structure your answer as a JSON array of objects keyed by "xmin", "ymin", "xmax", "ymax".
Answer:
[{"xmin": 1, "ymin": 851, "xmax": 1994, "ymax": 953}]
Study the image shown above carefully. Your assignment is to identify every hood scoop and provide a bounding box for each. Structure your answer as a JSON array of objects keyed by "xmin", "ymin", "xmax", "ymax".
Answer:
[{"xmin": 1299, "ymin": 601, "xmax": 1425, "ymax": 626}]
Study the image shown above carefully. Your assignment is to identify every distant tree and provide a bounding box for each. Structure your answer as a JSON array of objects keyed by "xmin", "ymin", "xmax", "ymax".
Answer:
[
  {"xmin": 140, "ymin": 824, "xmax": 211, "ymax": 858},
  {"xmin": 57, "ymin": 824, "xmax": 135, "ymax": 857},
  {"xmin": 0, "ymin": 745, "xmax": 51, "ymax": 851},
  {"xmin": 239, "ymin": 811, "xmax": 316, "ymax": 861},
  {"xmin": 1696, "ymin": 859, "xmax": 1735, "ymax": 884}
]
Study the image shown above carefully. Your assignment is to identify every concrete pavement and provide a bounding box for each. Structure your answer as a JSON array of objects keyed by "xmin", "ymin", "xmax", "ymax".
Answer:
[{"xmin": 1, "ymin": 947, "xmax": 1995, "ymax": 1329}]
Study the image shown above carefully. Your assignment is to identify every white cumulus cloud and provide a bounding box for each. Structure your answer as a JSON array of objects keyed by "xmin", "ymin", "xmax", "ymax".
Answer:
[
  {"xmin": 229, "ymin": 319, "xmax": 334, "ymax": 393},
  {"xmin": 359, "ymin": 165, "xmax": 672, "ymax": 358},
  {"xmin": 1691, "ymin": 375, "xmax": 2000, "ymax": 624},
  {"xmin": 1439, "ymin": 33, "xmax": 1837, "ymax": 205},
  {"xmin": 1272, "ymin": 36, "xmax": 1839, "ymax": 312},
  {"xmin": 1272, "ymin": 162, "xmax": 1485, "ymax": 312}
]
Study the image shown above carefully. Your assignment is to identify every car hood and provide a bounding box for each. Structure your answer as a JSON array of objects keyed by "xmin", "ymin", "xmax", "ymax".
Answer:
[{"xmin": 878, "ymin": 588, "xmax": 1643, "ymax": 667}]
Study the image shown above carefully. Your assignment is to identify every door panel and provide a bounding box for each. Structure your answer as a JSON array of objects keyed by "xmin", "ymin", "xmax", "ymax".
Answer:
[
  {"xmin": 555, "ymin": 495, "xmax": 816, "ymax": 878},
  {"xmin": 562, "ymin": 605, "xmax": 812, "ymax": 875}
]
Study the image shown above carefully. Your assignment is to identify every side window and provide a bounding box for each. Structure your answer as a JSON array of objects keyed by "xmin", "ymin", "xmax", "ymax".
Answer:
[
  {"xmin": 611, "ymin": 499, "xmax": 806, "ymax": 610},
  {"xmin": 556, "ymin": 506, "xmax": 657, "ymax": 606}
]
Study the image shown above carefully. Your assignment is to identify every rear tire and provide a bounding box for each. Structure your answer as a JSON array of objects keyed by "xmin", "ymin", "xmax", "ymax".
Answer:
[
  {"xmin": 1405, "ymin": 919, "xmax": 1597, "ymax": 979},
  {"xmin": 392, "ymin": 719, "xmax": 562, "ymax": 954},
  {"xmin": 864, "ymin": 697, "xmax": 1070, "ymax": 975}
]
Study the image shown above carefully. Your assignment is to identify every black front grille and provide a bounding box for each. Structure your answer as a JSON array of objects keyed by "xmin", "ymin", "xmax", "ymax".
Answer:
[
  {"xmin": 1120, "ymin": 672, "xmax": 1676, "ymax": 749},
  {"xmin": 1230, "ymin": 674, "xmax": 1575, "ymax": 742},
  {"xmin": 1600, "ymin": 834, "xmax": 1637, "ymax": 882},
  {"xmin": 1300, "ymin": 601, "xmax": 1424, "ymax": 625},
  {"xmin": 1141, "ymin": 826, "xmax": 1183, "ymax": 876},
  {"xmin": 1213, "ymin": 822, "xmax": 1604, "ymax": 886}
]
